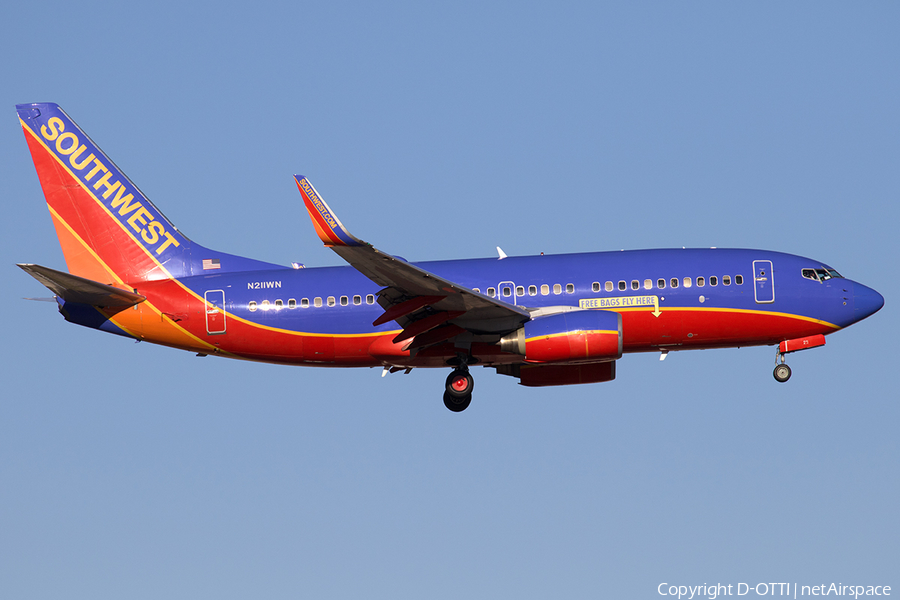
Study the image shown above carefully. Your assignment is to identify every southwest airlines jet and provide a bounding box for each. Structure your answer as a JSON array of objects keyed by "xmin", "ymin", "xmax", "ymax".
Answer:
[{"xmin": 16, "ymin": 103, "xmax": 884, "ymax": 411}]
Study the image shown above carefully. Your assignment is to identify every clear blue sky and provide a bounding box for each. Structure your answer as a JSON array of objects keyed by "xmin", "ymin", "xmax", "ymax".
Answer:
[{"xmin": 2, "ymin": 2, "xmax": 897, "ymax": 598}]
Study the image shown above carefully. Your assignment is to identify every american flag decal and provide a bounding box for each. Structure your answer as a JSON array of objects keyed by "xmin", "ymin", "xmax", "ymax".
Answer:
[{"xmin": 203, "ymin": 258, "xmax": 221, "ymax": 270}]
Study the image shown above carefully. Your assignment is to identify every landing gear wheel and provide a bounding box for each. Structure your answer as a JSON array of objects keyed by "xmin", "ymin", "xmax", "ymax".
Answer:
[
  {"xmin": 445, "ymin": 369, "xmax": 474, "ymax": 399},
  {"xmin": 443, "ymin": 368, "xmax": 474, "ymax": 412},
  {"xmin": 443, "ymin": 391, "xmax": 472, "ymax": 412},
  {"xmin": 773, "ymin": 364, "xmax": 792, "ymax": 383}
]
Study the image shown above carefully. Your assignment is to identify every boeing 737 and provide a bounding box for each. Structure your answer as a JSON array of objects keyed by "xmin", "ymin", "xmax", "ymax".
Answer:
[{"xmin": 16, "ymin": 103, "xmax": 884, "ymax": 411}]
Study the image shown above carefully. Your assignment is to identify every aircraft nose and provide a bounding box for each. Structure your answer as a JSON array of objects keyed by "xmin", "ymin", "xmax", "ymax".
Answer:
[{"xmin": 853, "ymin": 282, "xmax": 884, "ymax": 322}]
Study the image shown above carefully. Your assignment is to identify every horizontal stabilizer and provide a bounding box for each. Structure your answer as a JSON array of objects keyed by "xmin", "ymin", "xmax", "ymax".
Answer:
[{"xmin": 18, "ymin": 263, "xmax": 146, "ymax": 307}]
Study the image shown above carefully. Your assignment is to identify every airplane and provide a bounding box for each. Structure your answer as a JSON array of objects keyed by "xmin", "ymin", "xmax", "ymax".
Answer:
[{"xmin": 16, "ymin": 102, "xmax": 884, "ymax": 412}]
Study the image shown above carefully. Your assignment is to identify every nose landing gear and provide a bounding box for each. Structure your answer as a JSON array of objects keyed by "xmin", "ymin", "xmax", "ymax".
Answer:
[
  {"xmin": 772, "ymin": 334, "xmax": 827, "ymax": 383},
  {"xmin": 443, "ymin": 367, "xmax": 474, "ymax": 412},
  {"xmin": 773, "ymin": 348, "xmax": 792, "ymax": 383},
  {"xmin": 773, "ymin": 362, "xmax": 792, "ymax": 383}
]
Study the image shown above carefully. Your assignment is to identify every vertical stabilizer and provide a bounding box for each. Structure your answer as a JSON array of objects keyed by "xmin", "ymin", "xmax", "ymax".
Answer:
[{"xmin": 18, "ymin": 103, "xmax": 286, "ymax": 287}]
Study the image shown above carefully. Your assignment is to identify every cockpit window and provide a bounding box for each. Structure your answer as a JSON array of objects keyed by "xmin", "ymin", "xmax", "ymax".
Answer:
[{"xmin": 802, "ymin": 267, "xmax": 843, "ymax": 282}]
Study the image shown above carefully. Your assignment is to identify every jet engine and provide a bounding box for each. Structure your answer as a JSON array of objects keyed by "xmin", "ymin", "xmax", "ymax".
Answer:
[{"xmin": 499, "ymin": 310, "xmax": 622, "ymax": 364}]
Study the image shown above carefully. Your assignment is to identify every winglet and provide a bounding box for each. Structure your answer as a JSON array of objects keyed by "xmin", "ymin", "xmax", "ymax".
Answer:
[{"xmin": 295, "ymin": 176, "xmax": 363, "ymax": 247}]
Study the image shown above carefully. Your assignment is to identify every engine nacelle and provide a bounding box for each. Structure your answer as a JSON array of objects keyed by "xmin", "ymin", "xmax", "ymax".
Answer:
[
  {"xmin": 500, "ymin": 310, "xmax": 622, "ymax": 364},
  {"xmin": 496, "ymin": 361, "xmax": 617, "ymax": 387}
]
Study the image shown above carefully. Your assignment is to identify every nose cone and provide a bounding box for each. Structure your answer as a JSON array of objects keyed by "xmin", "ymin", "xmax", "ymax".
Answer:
[{"xmin": 854, "ymin": 282, "xmax": 884, "ymax": 322}]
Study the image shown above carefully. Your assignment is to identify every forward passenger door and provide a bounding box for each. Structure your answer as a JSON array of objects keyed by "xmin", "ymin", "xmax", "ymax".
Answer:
[{"xmin": 753, "ymin": 260, "xmax": 774, "ymax": 304}]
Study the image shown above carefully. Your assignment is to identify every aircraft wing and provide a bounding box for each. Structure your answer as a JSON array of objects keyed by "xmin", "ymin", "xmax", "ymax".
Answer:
[{"xmin": 295, "ymin": 176, "xmax": 530, "ymax": 348}]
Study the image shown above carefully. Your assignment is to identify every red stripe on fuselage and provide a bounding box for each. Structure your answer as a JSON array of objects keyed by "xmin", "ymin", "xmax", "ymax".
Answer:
[
  {"xmin": 620, "ymin": 308, "xmax": 836, "ymax": 352},
  {"xmin": 128, "ymin": 282, "xmax": 837, "ymax": 366},
  {"xmin": 132, "ymin": 278, "xmax": 388, "ymax": 365}
]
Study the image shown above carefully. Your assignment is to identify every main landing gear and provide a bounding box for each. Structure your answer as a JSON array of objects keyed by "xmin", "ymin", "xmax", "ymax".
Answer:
[{"xmin": 443, "ymin": 367, "xmax": 474, "ymax": 412}]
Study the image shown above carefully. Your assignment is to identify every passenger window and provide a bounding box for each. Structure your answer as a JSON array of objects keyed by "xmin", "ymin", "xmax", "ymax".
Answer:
[
  {"xmin": 644, "ymin": 279, "xmax": 652, "ymax": 290},
  {"xmin": 502, "ymin": 286, "xmax": 512, "ymax": 297},
  {"xmin": 366, "ymin": 294, "xmax": 375, "ymax": 305},
  {"xmin": 529, "ymin": 285, "xmax": 537, "ymax": 296},
  {"xmin": 288, "ymin": 298, "xmax": 297, "ymax": 309},
  {"xmin": 553, "ymin": 284, "xmax": 562, "ymax": 295},
  {"xmin": 710, "ymin": 276, "xmax": 718, "ymax": 287},
  {"xmin": 249, "ymin": 301, "xmax": 258, "ymax": 312},
  {"xmin": 314, "ymin": 297, "xmax": 323, "ymax": 307},
  {"xmin": 353, "ymin": 295, "xmax": 361, "ymax": 305},
  {"xmin": 618, "ymin": 281, "xmax": 626, "ymax": 291},
  {"xmin": 683, "ymin": 277, "xmax": 692, "ymax": 288},
  {"xmin": 487, "ymin": 287, "xmax": 496, "ymax": 298},
  {"xmin": 275, "ymin": 299, "xmax": 284, "ymax": 309},
  {"xmin": 472, "ymin": 288, "xmax": 480, "ymax": 293},
  {"xmin": 670, "ymin": 278, "xmax": 679, "ymax": 289},
  {"xmin": 605, "ymin": 281, "xmax": 613, "ymax": 292},
  {"xmin": 340, "ymin": 296, "xmax": 348, "ymax": 306},
  {"xmin": 565, "ymin": 283, "xmax": 574, "ymax": 294},
  {"xmin": 735, "ymin": 275, "xmax": 743, "ymax": 285},
  {"xmin": 301, "ymin": 298, "xmax": 310, "ymax": 308},
  {"xmin": 631, "ymin": 280, "xmax": 639, "ymax": 290},
  {"xmin": 592, "ymin": 282, "xmax": 600, "ymax": 293},
  {"xmin": 516, "ymin": 286, "xmax": 524, "ymax": 296},
  {"xmin": 723, "ymin": 276, "xmax": 731, "ymax": 286},
  {"xmin": 657, "ymin": 278, "xmax": 666, "ymax": 289},
  {"xmin": 261, "ymin": 300, "xmax": 270, "ymax": 310},
  {"xmin": 541, "ymin": 284, "xmax": 549, "ymax": 296},
  {"xmin": 327, "ymin": 296, "xmax": 336, "ymax": 307},
  {"xmin": 696, "ymin": 277, "xmax": 705, "ymax": 288}
]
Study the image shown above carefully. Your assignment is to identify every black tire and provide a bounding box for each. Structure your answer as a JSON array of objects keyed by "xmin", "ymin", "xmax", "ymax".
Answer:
[
  {"xmin": 445, "ymin": 369, "xmax": 474, "ymax": 399},
  {"xmin": 443, "ymin": 391, "xmax": 472, "ymax": 412},
  {"xmin": 773, "ymin": 364, "xmax": 792, "ymax": 383}
]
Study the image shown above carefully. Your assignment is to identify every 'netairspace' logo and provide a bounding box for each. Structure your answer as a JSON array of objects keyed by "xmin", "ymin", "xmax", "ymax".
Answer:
[{"xmin": 657, "ymin": 582, "xmax": 891, "ymax": 599}]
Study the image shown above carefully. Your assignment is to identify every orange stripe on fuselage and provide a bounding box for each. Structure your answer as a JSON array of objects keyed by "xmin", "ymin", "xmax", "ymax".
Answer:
[
  {"xmin": 44, "ymin": 205, "xmax": 221, "ymax": 353},
  {"xmin": 21, "ymin": 120, "xmax": 230, "ymax": 353}
]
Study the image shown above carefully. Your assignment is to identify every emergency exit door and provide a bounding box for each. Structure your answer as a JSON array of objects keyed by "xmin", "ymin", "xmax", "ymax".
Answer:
[{"xmin": 497, "ymin": 281, "xmax": 518, "ymax": 305}]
